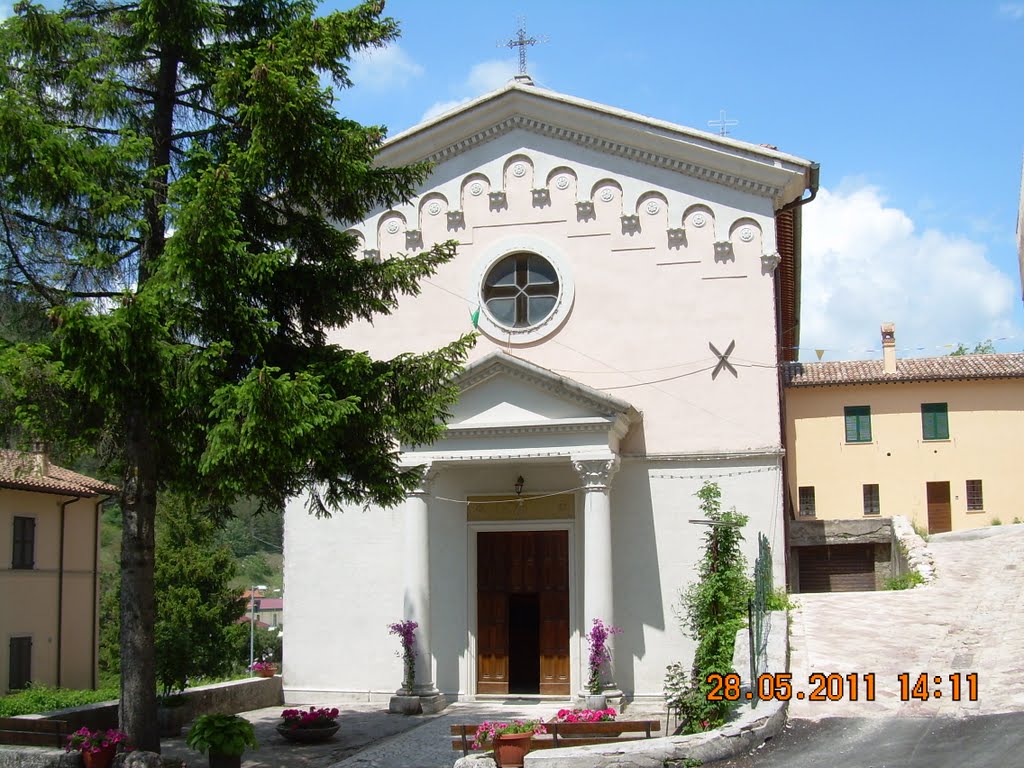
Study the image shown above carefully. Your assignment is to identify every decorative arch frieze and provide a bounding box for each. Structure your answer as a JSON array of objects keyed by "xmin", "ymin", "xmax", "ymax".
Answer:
[{"xmin": 356, "ymin": 155, "xmax": 774, "ymax": 277}]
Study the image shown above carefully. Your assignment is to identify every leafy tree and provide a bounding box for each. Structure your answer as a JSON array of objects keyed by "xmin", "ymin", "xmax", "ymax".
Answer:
[
  {"xmin": 949, "ymin": 340, "xmax": 996, "ymax": 355},
  {"xmin": 99, "ymin": 493, "xmax": 249, "ymax": 696},
  {"xmin": 665, "ymin": 482, "xmax": 750, "ymax": 733},
  {"xmin": 154, "ymin": 495, "xmax": 246, "ymax": 696},
  {"xmin": 0, "ymin": 0, "xmax": 472, "ymax": 749}
]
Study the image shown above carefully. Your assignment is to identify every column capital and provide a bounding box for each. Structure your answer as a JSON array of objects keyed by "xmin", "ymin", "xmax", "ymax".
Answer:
[
  {"xmin": 572, "ymin": 456, "xmax": 620, "ymax": 491},
  {"xmin": 406, "ymin": 463, "xmax": 437, "ymax": 498}
]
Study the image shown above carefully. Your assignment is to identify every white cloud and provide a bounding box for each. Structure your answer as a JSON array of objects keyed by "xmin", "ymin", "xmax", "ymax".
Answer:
[
  {"xmin": 349, "ymin": 44, "xmax": 423, "ymax": 91},
  {"xmin": 421, "ymin": 59, "xmax": 519, "ymax": 122},
  {"xmin": 999, "ymin": 2, "xmax": 1024, "ymax": 20},
  {"xmin": 799, "ymin": 182, "xmax": 1021, "ymax": 360}
]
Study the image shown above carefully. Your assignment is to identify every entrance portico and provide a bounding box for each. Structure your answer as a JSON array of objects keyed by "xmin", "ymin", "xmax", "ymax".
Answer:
[{"xmin": 397, "ymin": 351, "xmax": 638, "ymax": 700}]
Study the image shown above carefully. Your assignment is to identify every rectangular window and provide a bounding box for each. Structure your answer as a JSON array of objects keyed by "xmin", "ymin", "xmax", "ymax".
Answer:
[
  {"xmin": 844, "ymin": 405, "xmax": 872, "ymax": 443},
  {"xmin": 863, "ymin": 484, "xmax": 880, "ymax": 515},
  {"xmin": 8, "ymin": 636, "xmax": 31, "ymax": 691},
  {"xmin": 921, "ymin": 403, "xmax": 949, "ymax": 440},
  {"xmin": 12, "ymin": 516, "xmax": 35, "ymax": 570},
  {"xmin": 966, "ymin": 479, "xmax": 984, "ymax": 511},
  {"xmin": 798, "ymin": 486, "xmax": 816, "ymax": 517}
]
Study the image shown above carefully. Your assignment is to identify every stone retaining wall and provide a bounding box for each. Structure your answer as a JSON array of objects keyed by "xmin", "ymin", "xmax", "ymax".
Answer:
[
  {"xmin": 891, "ymin": 515, "xmax": 936, "ymax": 583},
  {"xmin": 0, "ymin": 676, "xmax": 283, "ymax": 768}
]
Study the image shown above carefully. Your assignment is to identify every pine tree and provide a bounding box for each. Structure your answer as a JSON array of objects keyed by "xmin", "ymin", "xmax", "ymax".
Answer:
[{"xmin": 0, "ymin": 0, "xmax": 472, "ymax": 749}]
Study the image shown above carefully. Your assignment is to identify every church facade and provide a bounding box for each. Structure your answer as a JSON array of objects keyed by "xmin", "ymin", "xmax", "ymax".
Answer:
[{"xmin": 283, "ymin": 79, "xmax": 817, "ymax": 704}]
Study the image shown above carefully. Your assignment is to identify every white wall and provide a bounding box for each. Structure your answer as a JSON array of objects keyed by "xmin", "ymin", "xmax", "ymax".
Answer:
[{"xmin": 283, "ymin": 458, "xmax": 782, "ymax": 703}]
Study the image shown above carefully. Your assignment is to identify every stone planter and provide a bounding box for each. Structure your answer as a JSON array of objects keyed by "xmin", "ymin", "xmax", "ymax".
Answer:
[
  {"xmin": 585, "ymin": 693, "xmax": 607, "ymax": 710},
  {"xmin": 276, "ymin": 722, "xmax": 340, "ymax": 743}
]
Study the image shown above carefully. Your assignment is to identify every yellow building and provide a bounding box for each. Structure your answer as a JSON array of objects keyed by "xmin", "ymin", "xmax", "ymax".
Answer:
[
  {"xmin": 0, "ymin": 449, "xmax": 116, "ymax": 691},
  {"xmin": 782, "ymin": 325, "xmax": 1024, "ymax": 591}
]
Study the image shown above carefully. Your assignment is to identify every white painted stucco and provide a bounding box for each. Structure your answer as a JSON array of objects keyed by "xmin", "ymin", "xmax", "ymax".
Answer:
[{"xmin": 283, "ymin": 83, "xmax": 809, "ymax": 704}]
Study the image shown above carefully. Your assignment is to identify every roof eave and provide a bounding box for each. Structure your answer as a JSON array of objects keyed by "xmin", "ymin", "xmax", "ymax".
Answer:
[{"xmin": 378, "ymin": 82, "xmax": 815, "ymax": 206}]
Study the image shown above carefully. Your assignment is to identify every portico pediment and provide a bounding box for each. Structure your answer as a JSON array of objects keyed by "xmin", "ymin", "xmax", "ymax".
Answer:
[{"xmin": 403, "ymin": 351, "xmax": 640, "ymax": 463}]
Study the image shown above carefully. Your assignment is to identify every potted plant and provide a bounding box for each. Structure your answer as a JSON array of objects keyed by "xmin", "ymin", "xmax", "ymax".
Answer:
[
  {"xmin": 551, "ymin": 707, "xmax": 617, "ymax": 723},
  {"xmin": 250, "ymin": 660, "xmax": 277, "ymax": 678},
  {"xmin": 387, "ymin": 619, "xmax": 418, "ymax": 693},
  {"xmin": 550, "ymin": 707, "xmax": 620, "ymax": 738},
  {"xmin": 472, "ymin": 720, "xmax": 546, "ymax": 768},
  {"xmin": 65, "ymin": 727, "xmax": 131, "ymax": 768},
  {"xmin": 585, "ymin": 618, "xmax": 622, "ymax": 708},
  {"xmin": 276, "ymin": 706, "xmax": 341, "ymax": 743},
  {"xmin": 186, "ymin": 713, "xmax": 258, "ymax": 768}
]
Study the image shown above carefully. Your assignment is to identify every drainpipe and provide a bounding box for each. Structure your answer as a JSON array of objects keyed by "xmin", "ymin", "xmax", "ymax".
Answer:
[
  {"xmin": 779, "ymin": 162, "xmax": 820, "ymax": 213},
  {"xmin": 774, "ymin": 161, "xmax": 819, "ymax": 591},
  {"xmin": 91, "ymin": 497, "xmax": 107, "ymax": 690},
  {"xmin": 56, "ymin": 496, "xmax": 76, "ymax": 687}
]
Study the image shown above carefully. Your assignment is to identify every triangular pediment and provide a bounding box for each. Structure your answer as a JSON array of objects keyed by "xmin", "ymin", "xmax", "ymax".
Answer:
[
  {"xmin": 448, "ymin": 351, "xmax": 638, "ymax": 433},
  {"xmin": 378, "ymin": 80, "xmax": 814, "ymax": 207}
]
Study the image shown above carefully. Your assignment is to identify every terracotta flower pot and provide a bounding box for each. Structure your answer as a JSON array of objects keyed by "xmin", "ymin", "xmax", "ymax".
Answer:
[
  {"xmin": 256, "ymin": 666, "xmax": 277, "ymax": 678},
  {"xmin": 493, "ymin": 733, "xmax": 533, "ymax": 768},
  {"xmin": 82, "ymin": 746, "xmax": 116, "ymax": 768}
]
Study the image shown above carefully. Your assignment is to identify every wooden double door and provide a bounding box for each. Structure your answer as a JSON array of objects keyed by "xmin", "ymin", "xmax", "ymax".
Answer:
[{"xmin": 477, "ymin": 530, "xmax": 570, "ymax": 695}]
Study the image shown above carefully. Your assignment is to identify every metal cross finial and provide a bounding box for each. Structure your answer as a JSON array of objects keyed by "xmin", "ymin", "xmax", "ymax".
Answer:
[
  {"xmin": 500, "ymin": 16, "xmax": 547, "ymax": 75},
  {"xmin": 708, "ymin": 109, "xmax": 739, "ymax": 137}
]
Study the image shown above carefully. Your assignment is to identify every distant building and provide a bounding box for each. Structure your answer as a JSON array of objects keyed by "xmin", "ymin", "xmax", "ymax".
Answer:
[
  {"xmin": 783, "ymin": 324, "xmax": 1024, "ymax": 591},
  {"xmin": 0, "ymin": 449, "xmax": 116, "ymax": 690}
]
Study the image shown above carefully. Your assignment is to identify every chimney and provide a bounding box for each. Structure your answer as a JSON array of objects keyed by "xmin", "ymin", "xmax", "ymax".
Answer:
[{"xmin": 881, "ymin": 322, "xmax": 897, "ymax": 374}]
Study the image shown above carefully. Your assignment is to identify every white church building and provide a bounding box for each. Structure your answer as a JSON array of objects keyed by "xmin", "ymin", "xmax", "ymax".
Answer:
[{"xmin": 283, "ymin": 78, "xmax": 817, "ymax": 706}]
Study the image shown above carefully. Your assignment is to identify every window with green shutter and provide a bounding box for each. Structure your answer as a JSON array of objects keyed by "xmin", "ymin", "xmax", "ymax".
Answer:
[
  {"xmin": 844, "ymin": 406, "xmax": 872, "ymax": 443},
  {"xmin": 921, "ymin": 403, "xmax": 949, "ymax": 440}
]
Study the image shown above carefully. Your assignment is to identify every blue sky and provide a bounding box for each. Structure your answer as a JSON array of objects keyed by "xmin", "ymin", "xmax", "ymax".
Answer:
[
  {"xmin": 2, "ymin": 1, "xmax": 1019, "ymax": 359},
  {"xmin": 327, "ymin": 0, "xmax": 1024, "ymax": 361}
]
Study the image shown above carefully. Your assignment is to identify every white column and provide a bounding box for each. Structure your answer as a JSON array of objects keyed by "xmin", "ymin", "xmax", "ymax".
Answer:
[
  {"xmin": 573, "ymin": 456, "xmax": 620, "ymax": 693},
  {"xmin": 402, "ymin": 465, "xmax": 438, "ymax": 696}
]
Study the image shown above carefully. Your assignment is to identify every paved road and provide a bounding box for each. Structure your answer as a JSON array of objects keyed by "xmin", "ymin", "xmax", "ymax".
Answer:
[
  {"xmin": 713, "ymin": 713, "xmax": 1024, "ymax": 768},
  {"xmin": 715, "ymin": 525, "xmax": 1024, "ymax": 767},
  {"xmin": 788, "ymin": 524, "xmax": 1024, "ymax": 720}
]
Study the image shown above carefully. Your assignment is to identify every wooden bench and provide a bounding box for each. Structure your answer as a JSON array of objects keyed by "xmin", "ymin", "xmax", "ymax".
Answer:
[
  {"xmin": 0, "ymin": 717, "xmax": 69, "ymax": 748},
  {"xmin": 451, "ymin": 720, "xmax": 662, "ymax": 756}
]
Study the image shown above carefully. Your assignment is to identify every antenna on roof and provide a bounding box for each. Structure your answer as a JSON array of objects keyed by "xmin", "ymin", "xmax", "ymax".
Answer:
[
  {"xmin": 708, "ymin": 109, "xmax": 739, "ymax": 137},
  {"xmin": 499, "ymin": 16, "xmax": 547, "ymax": 79}
]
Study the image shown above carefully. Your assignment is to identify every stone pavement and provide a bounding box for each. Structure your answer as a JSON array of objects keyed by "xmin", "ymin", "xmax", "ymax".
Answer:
[
  {"xmin": 160, "ymin": 700, "xmax": 666, "ymax": 768},
  {"xmin": 788, "ymin": 523, "xmax": 1024, "ymax": 720}
]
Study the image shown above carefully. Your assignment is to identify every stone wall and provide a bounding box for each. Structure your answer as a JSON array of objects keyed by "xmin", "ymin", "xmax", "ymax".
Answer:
[
  {"xmin": 890, "ymin": 515, "xmax": 936, "ymax": 583},
  {"xmin": 0, "ymin": 677, "xmax": 283, "ymax": 768}
]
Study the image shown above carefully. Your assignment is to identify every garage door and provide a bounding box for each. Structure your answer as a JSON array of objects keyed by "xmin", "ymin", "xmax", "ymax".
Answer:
[{"xmin": 797, "ymin": 544, "xmax": 876, "ymax": 593}]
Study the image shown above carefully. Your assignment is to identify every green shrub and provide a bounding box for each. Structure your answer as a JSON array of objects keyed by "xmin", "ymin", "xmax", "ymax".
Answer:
[
  {"xmin": 664, "ymin": 482, "xmax": 751, "ymax": 733},
  {"xmin": 911, "ymin": 521, "xmax": 930, "ymax": 541},
  {"xmin": 991, "ymin": 518, "xmax": 1002, "ymax": 526},
  {"xmin": 0, "ymin": 684, "xmax": 119, "ymax": 717},
  {"xmin": 884, "ymin": 571, "xmax": 924, "ymax": 591},
  {"xmin": 765, "ymin": 588, "xmax": 794, "ymax": 611}
]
